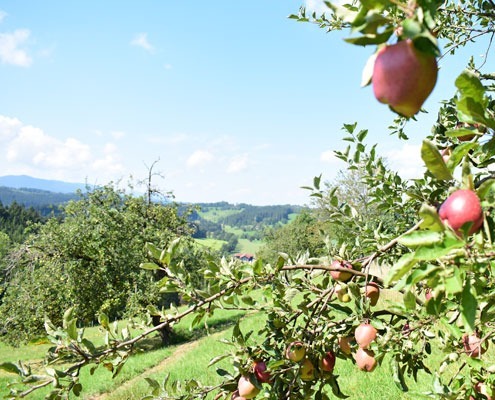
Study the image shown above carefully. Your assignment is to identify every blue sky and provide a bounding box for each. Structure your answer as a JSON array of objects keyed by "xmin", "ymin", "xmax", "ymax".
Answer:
[{"xmin": 0, "ymin": 1, "xmax": 492, "ymax": 205}]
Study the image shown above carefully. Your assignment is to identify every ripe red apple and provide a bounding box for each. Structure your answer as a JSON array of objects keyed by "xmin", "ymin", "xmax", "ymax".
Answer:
[
  {"xmin": 338, "ymin": 336, "xmax": 353, "ymax": 355},
  {"xmin": 253, "ymin": 360, "xmax": 271, "ymax": 383},
  {"xmin": 237, "ymin": 376, "xmax": 259, "ymax": 399},
  {"xmin": 300, "ymin": 358, "xmax": 315, "ymax": 381},
  {"xmin": 372, "ymin": 39, "xmax": 438, "ymax": 117},
  {"xmin": 355, "ymin": 323, "xmax": 377, "ymax": 349},
  {"xmin": 438, "ymin": 189, "xmax": 483, "ymax": 236},
  {"xmin": 330, "ymin": 260, "xmax": 353, "ymax": 282},
  {"xmin": 425, "ymin": 288, "xmax": 433, "ymax": 301},
  {"xmin": 463, "ymin": 333, "xmax": 487, "ymax": 358},
  {"xmin": 319, "ymin": 351, "xmax": 336, "ymax": 372},
  {"xmin": 355, "ymin": 348, "xmax": 377, "ymax": 372},
  {"xmin": 364, "ymin": 282, "xmax": 380, "ymax": 306},
  {"xmin": 285, "ymin": 341, "xmax": 306, "ymax": 362}
]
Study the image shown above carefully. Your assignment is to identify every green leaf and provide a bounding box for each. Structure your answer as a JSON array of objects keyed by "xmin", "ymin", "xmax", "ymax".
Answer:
[
  {"xmin": 477, "ymin": 178, "xmax": 495, "ymax": 200},
  {"xmin": 144, "ymin": 242, "xmax": 162, "ymax": 260},
  {"xmin": 421, "ymin": 140, "xmax": 454, "ymax": 180},
  {"xmin": 0, "ymin": 362, "xmax": 23, "ymax": 375},
  {"xmin": 208, "ymin": 354, "xmax": 230, "ymax": 367},
  {"xmin": 391, "ymin": 358, "xmax": 408, "ymax": 392},
  {"xmin": 328, "ymin": 374, "xmax": 349, "ymax": 399},
  {"xmin": 344, "ymin": 29, "xmax": 394, "ymax": 46},
  {"xmin": 445, "ymin": 267, "xmax": 463, "ymax": 295},
  {"xmin": 62, "ymin": 307, "xmax": 74, "ymax": 329},
  {"xmin": 403, "ymin": 290, "xmax": 417, "ymax": 310},
  {"xmin": 140, "ymin": 262, "xmax": 160, "ymax": 271},
  {"xmin": 461, "ymin": 280, "xmax": 477, "ymax": 332},
  {"xmin": 72, "ymin": 383, "xmax": 82, "ymax": 397},
  {"xmin": 419, "ymin": 204, "xmax": 445, "ymax": 232},
  {"xmin": 398, "ymin": 231, "xmax": 443, "ymax": 248},
  {"xmin": 402, "ymin": 18, "xmax": 422, "ymax": 39},
  {"xmin": 385, "ymin": 253, "xmax": 417, "ymax": 286},
  {"xmin": 99, "ymin": 313, "xmax": 110, "ymax": 331},
  {"xmin": 455, "ymin": 70, "xmax": 486, "ymax": 105},
  {"xmin": 66, "ymin": 318, "xmax": 78, "ymax": 341},
  {"xmin": 413, "ymin": 234, "xmax": 464, "ymax": 261}
]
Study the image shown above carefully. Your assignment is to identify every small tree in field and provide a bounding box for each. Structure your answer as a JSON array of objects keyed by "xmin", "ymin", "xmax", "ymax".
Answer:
[{"xmin": 1, "ymin": 0, "xmax": 495, "ymax": 399}]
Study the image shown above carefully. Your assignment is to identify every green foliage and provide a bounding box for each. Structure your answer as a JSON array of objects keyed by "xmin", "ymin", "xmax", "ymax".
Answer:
[
  {"xmin": 2, "ymin": 0, "xmax": 495, "ymax": 399},
  {"xmin": 0, "ymin": 184, "xmax": 207, "ymax": 345},
  {"xmin": 257, "ymin": 209, "xmax": 327, "ymax": 264}
]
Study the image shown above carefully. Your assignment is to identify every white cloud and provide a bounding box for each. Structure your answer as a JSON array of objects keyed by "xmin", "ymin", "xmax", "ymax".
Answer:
[
  {"xmin": 385, "ymin": 143, "xmax": 424, "ymax": 179},
  {"xmin": 0, "ymin": 115, "xmax": 126, "ymax": 182},
  {"xmin": 186, "ymin": 149, "xmax": 214, "ymax": 168},
  {"xmin": 130, "ymin": 33, "xmax": 155, "ymax": 53},
  {"xmin": 0, "ymin": 115, "xmax": 22, "ymax": 140},
  {"xmin": 227, "ymin": 154, "xmax": 249, "ymax": 173},
  {"xmin": 320, "ymin": 149, "xmax": 338, "ymax": 164},
  {"xmin": 0, "ymin": 11, "xmax": 7, "ymax": 23},
  {"xmin": 0, "ymin": 29, "xmax": 32, "ymax": 67}
]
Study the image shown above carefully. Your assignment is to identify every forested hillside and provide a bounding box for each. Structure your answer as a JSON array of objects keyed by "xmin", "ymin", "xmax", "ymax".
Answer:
[
  {"xmin": 0, "ymin": 187, "xmax": 77, "ymax": 216},
  {"xmin": 186, "ymin": 202, "xmax": 302, "ymax": 254},
  {"xmin": 0, "ymin": 201, "xmax": 44, "ymax": 244}
]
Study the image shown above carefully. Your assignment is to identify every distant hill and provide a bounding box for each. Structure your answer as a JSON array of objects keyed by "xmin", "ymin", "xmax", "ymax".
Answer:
[
  {"xmin": 0, "ymin": 175, "xmax": 86, "ymax": 193},
  {"xmin": 0, "ymin": 187, "xmax": 79, "ymax": 215}
]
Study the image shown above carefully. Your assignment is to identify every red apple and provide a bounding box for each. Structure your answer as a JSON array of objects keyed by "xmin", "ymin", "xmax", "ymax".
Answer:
[
  {"xmin": 372, "ymin": 39, "xmax": 438, "ymax": 117},
  {"xmin": 355, "ymin": 323, "xmax": 377, "ymax": 349},
  {"xmin": 330, "ymin": 260, "xmax": 353, "ymax": 282},
  {"xmin": 237, "ymin": 376, "xmax": 259, "ymax": 399},
  {"xmin": 355, "ymin": 348, "xmax": 377, "ymax": 372},
  {"xmin": 364, "ymin": 282, "xmax": 380, "ymax": 306},
  {"xmin": 253, "ymin": 360, "xmax": 271, "ymax": 383},
  {"xmin": 285, "ymin": 341, "xmax": 306, "ymax": 362},
  {"xmin": 425, "ymin": 288, "xmax": 433, "ymax": 301},
  {"xmin": 463, "ymin": 333, "xmax": 487, "ymax": 358},
  {"xmin": 319, "ymin": 351, "xmax": 336, "ymax": 372},
  {"xmin": 438, "ymin": 189, "xmax": 483, "ymax": 236},
  {"xmin": 300, "ymin": 358, "xmax": 315, "ymax": 381}
]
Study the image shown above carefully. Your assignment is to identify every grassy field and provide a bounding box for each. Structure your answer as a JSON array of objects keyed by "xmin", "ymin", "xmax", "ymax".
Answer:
[
  {"xmin": 2, "ymin": 289, "xmax": 489, "ymax": 399},
  {"xmin": 195, "ymin": 237, "xmax": 227, "ymax": 251},
  {"xmin": 197, "ymin": 208, "xmax": 242, "ymax": 223}
]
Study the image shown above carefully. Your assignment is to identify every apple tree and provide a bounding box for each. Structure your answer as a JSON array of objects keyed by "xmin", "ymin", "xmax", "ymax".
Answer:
[{"xmin": 1, "ymin": 0, "xmax": 495, "ymax": 398}]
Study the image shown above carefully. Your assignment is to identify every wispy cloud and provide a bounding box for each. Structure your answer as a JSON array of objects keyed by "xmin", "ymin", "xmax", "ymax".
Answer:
[
  {"xmin": 385, "ymin": 143, "xmax": 423, "ymax": 179},
  {"xmin": 0, "ymin": 10, "xmax": 7, "ymax": 23},
  {"xmin": 186, "ymin": 149, "xmax": 214, "ymax": 168},
  {"xmin": 0, "ymin": 29, "xmax": 32, "ymax": 67},
  {"xmin": 130, "ymin": 33, "xmax": 155, "ymax": 53},
  {"xmin": 227, "ymin": 154, "xmax": 249, "ymax": 173}
]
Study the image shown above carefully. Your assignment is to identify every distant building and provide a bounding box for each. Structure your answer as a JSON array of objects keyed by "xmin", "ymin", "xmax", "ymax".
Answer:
[{"xmin": 233, "ymin": 253, "xmax": 255, "ymax": 262}]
